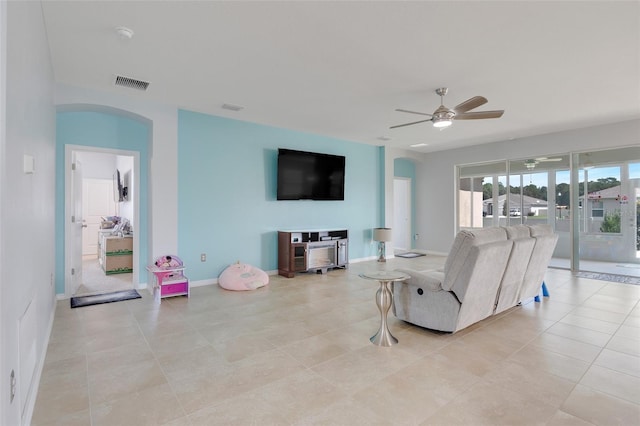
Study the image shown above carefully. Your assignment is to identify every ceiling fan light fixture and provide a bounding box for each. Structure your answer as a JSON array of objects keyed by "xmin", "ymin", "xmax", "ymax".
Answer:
[
  {"xmin": 432, "ymin": 107, "xmax": 454, "ymax": 128},
  {"xmin": 433, "ymin": 118, "xmax": 452, "ymax": 128}
]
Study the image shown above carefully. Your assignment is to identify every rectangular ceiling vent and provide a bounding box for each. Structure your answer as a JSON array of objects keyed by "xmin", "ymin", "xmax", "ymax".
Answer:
[
  {"xmin": 222, "ymin": 103, "xmax": 244, "ymax": 112},
  {"xmin": 114, "ymin": 75, "xmax": 150, "ymax": 91}
]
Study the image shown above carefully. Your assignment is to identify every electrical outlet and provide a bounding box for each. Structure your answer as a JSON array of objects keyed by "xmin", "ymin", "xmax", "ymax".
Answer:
[
  {"xmin": 414, "ymin": 234, "xmax": 419, "ymax": 240},
  {"xmin": 200, "ymin": 253, "xmax": 206, "ymax": 262}
]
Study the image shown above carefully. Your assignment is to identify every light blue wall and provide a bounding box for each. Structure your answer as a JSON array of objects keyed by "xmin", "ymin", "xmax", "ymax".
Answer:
[
  {"xmin": 394, "ymin": 158, "xmax": 417, "ymax": 249},
  {"xmin": 55, "ymin": 111, "xmax": 149, "ymax": 293},
  {"xmin": 394, "ymin": 158, "xmax": 415, "ymax": 179},
  {"xmin": 178, "ymin": 109, "xmax": 382, "ymax": 280}
]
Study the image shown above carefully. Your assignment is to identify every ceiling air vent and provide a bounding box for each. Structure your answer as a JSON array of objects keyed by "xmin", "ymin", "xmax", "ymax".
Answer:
[
  {"xmin": 222, "ymin": 103, "xmax": 244, "ymax": 112},
  {"xmin": 114, "ymin": 75, "xmax": 150, "ymax": 91}
]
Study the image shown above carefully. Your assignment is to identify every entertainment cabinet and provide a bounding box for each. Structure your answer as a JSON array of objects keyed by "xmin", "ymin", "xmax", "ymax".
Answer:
[{"xmin": 278, "ymin": 229, "xmax": 348, "ymax": 277}]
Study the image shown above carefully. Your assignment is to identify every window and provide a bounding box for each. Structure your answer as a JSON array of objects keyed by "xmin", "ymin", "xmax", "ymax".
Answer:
[
  {"xmin": 458, "ymin": 176, "xmax": 484, "ymax": 228},
  {"xmin": 591, "ymin": 200, "xmax": 604, "ymax": 218},
  {"xmin": 458, "ymin": 161, "xmax": 507, "ymax": 230},
  {"xmin": 579, "ymin": 164, "xmax": 621, "ymax": 234},
  {"xmin": 507, "ymin": 157, "xmax": 569, "ymax": 226}
]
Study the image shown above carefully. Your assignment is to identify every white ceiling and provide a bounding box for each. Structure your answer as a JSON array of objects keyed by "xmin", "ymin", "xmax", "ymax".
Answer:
[{"xmin": 40, "ymin": 1, "xmax": 640, "ymax": 153}]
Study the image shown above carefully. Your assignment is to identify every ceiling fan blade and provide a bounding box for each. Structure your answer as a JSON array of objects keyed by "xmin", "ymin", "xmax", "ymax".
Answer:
[
  {"xmin": 390, "ymin": 118, "xmax": 433, "ymax": 129},
  {"xmin": 536, "ymin": 157, "xmax": 563, "ymax": 162},
  {"xmin": 395, "ymin": 108, "xmax": 433, "ymax": 117},
  {"xmin": 454, "ymin": 110, "xmax": 504, "ymax": 120},
  {"xmin": 453, "ymin": 96, "xmax": 487, "ymax": 113}
]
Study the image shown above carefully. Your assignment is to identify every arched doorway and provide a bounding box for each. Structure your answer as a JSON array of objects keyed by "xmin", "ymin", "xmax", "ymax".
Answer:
[{"xmin": 56, "ymin": 106, "xmax": 151, "ymax": 297}]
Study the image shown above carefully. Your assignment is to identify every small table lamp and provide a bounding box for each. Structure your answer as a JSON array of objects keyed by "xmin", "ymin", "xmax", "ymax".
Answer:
[{"xmin": 373, "ymin": 228, "xmax": 392, "ymax": 262}]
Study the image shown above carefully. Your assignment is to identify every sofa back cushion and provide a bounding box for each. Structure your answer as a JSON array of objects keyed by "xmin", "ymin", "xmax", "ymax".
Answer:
[
  {"xmin": 443, "ymin": 227, "xmax": 508, "ymax": 292},
  {"xmin": 519, "ymin": 225, "xmax": 559, "ymax": 301},
  {"xmin": 495, "ymin": 225, "xmax": 536, "ymax": 313},
  {"xmin": 453, "ymin": 239, "xmax": 513, "ymax": 330},
  {"xmin": 528, "ymin": 224, "xmax": 554, "ymax": 238},
  {"xmin": 504, "ymin": 224, "xmax": 531, "ymax": 240}
]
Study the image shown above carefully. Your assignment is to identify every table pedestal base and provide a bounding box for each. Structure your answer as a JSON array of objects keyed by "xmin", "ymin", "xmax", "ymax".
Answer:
[{"xmin": 370, "ymin": 280, "xmax": 398, "ymax": 347}]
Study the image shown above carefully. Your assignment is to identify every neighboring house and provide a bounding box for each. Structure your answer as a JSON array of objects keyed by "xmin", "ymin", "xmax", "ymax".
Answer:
[
  {"xmin": 581, "ymin": 185, "xmax": 622, "ymax": 219},
  {"xmin": 483, "ymin": 194, "xmax": 548, "ymax": 217},
  {"xmin": 580, "ymin": 185, "xmax": 623, "ymax": 233}
]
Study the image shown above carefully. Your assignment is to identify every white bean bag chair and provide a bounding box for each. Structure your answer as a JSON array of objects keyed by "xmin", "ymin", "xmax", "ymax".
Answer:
[{"xmin": 219, "ymin": 262, "xmax": 269, "ymax": 291}]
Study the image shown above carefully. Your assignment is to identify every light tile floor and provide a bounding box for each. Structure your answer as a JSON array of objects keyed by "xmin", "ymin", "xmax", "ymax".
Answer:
[{"xmin": 33, "ymin": 255, "xmax": 640, "ymax": 425}]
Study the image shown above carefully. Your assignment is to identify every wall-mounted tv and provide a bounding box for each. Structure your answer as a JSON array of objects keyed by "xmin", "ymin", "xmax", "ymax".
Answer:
[
  {"xmin": 277, "ymin": 148, "xmax": 345, "ymax": 201},
  {"xmin": 113, "ymin": 169, "xmax": 124, "ymax": 202}
]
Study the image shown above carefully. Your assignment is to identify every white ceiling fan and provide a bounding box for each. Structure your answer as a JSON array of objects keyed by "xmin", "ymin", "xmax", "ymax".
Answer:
[
  {"xmin": 523, "ymin": 157, "xmax": 563, "ymax": 170},
  {"xmin": 390, "ymin": 88, "xmax": 504, "ymax": 130}
]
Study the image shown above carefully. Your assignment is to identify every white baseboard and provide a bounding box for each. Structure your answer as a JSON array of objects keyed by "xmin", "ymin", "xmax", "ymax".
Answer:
[
  {"xmin": 350, "ymin": 256, "xmax": 379, "ymax": 263},
  {"xmin": 56, "ymin": 256, "xmax": 412, "ymax": 296},
  {"xmin": 190, "ymin": 278, "xmax": 217, "ymax": 288},
  {"xmin": 190, "ymin": 268, "xmax": 283, "ymax": 289}
]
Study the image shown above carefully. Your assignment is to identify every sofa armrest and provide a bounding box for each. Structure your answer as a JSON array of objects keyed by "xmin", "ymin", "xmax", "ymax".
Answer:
[{"xmin": 395, "ymin": 268, "xmax": 444, "ymax": 292}]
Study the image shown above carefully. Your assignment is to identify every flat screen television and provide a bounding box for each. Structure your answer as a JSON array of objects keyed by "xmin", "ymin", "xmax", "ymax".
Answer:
[
  {"xmin": 277, "ymin": 148, "xmax": 345, "ymax": 201},
  {"xmin": 113, "ymin": 169, "xmax": 124, "ymax": 202}
]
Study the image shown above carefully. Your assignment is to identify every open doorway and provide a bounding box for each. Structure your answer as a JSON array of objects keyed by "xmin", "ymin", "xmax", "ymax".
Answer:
[
  {"xmin": 393, "ymin": 158, "xmax": 416, "ymax": 255},
  {"xmin": 65, "ymin": 147, "xmax": 138, "ymax": 296},
  {"xmin": 393, "ymin": 177, "xmax": 412, "ymax": 253}
]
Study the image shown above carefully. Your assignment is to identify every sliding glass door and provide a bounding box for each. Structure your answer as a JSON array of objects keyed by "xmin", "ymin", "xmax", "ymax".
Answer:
[
  {"xmin": 457, "ymin": 146, "xmax": 640, "ymax": 277},
  {"xmin": 574, "ymin": 148, "xmax": 640, "ymax": 276},
  {"xmin": 508, "ymin": 155, "xmax": 571, "ymax": 268}
]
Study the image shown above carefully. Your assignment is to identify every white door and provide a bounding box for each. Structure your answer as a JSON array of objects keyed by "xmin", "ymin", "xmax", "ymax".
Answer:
[
  {"xmin": 82, "ymin": 178, "xmax": 116, "ymax": 257},
  {"xmin": 393, "ymin": 177, "xmax": 412, "ymax": 252},
  {"xmin": 68, "ymin": 156, "xmax": 83, "ymax": 296}
]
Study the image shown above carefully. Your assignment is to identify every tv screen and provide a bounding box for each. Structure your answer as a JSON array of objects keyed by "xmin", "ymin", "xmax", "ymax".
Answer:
[
  {"xmin": 113, "ymin": 169, "xmax": 124, "ymax": 202},
  {"xmin": 277, "ymin": 149, "xmax": 345, "ymax": 201}
]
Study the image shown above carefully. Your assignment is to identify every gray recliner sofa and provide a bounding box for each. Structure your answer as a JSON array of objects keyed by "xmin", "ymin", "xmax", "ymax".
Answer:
[{"xmin": 393, "ymin": 224, "xmax": 558, "ymax": 333}]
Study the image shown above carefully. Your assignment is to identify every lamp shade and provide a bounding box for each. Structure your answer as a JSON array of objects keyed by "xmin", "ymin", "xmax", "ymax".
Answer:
[{"xmin": 373, "ymin": 228, "xmax": 392, "ymax": 242}]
